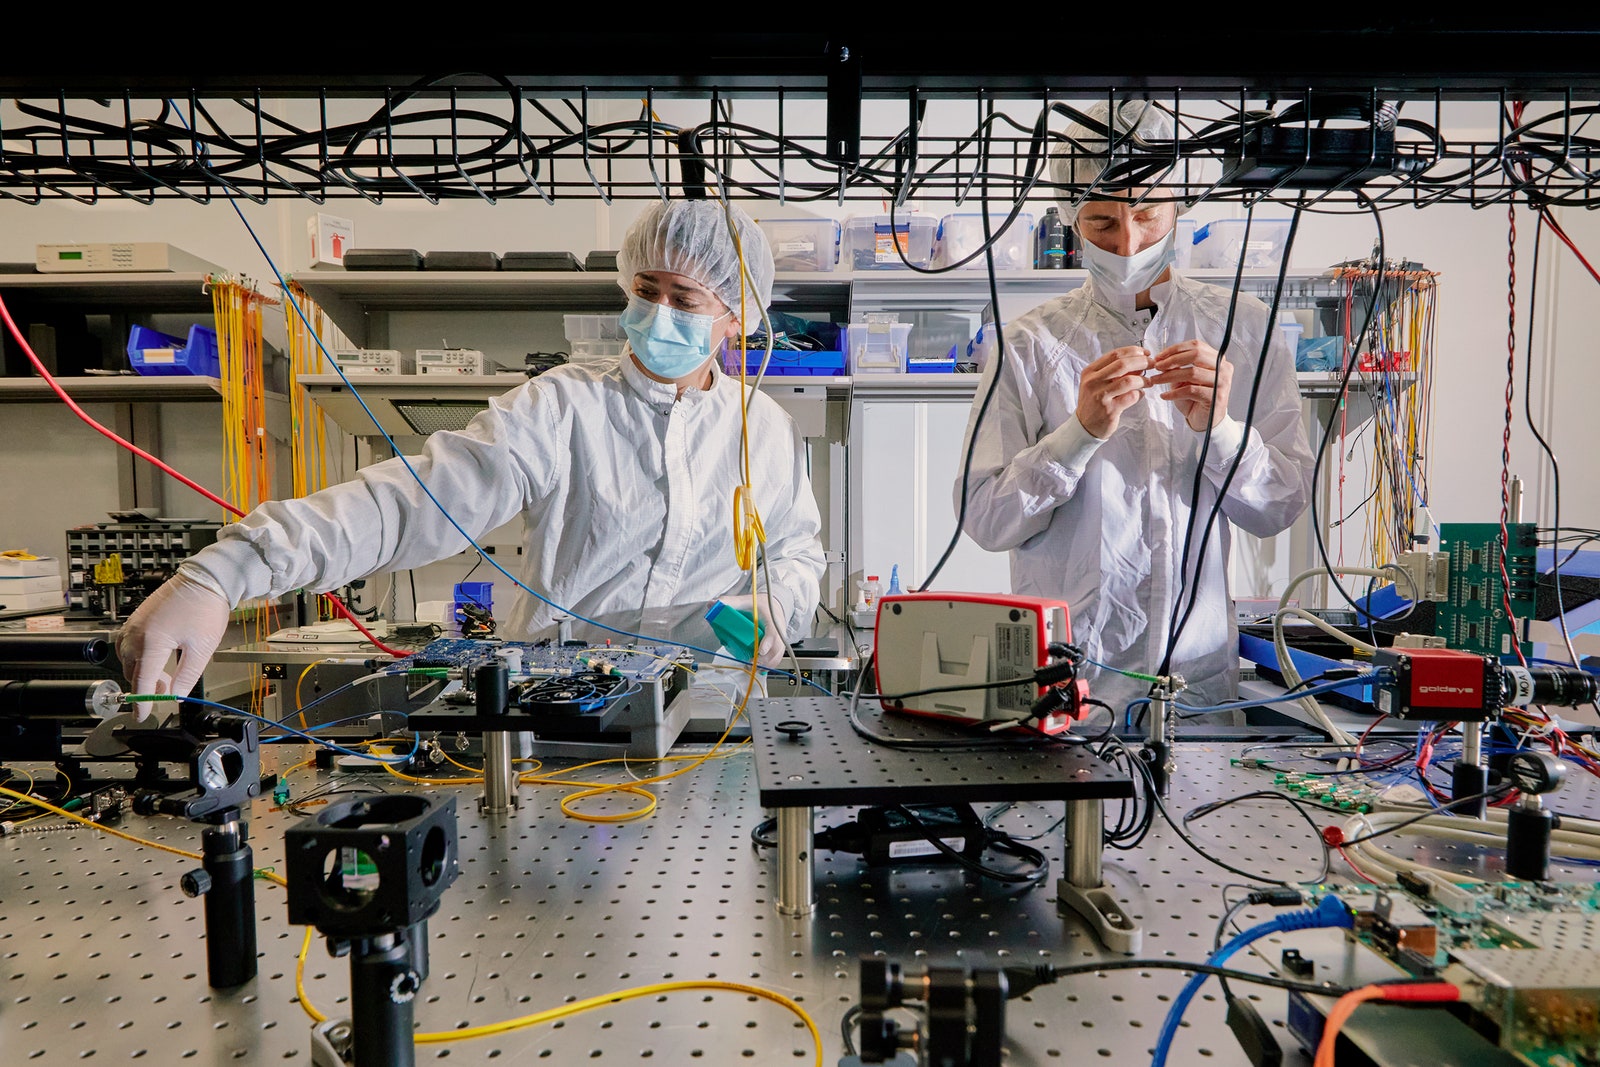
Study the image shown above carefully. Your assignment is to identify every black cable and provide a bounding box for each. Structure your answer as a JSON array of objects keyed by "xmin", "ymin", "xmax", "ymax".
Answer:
[
  {"xmin": 1305, "ymin": 194, "xmax": 1395, "ymax": 615},
  {"xmin": 886, "ymin": 805, "xmax": 1050, "ymax": 886},
  {"xmin": 1103, "ymin": 736, "xmax": 1321, "ymax": 886},
  {"xmin": 1182, "ymin": 790, "xmax": 1333, "ymax": 885},
  {"xmin": 1338, "ymin": 784, "xmax": 1515, "ymax": 846},
  {"xmin": 1520, "ymin": 213, "xmax": 1599, "ymax": 717},
  {"xmin": 1159, "ymin": 206, "xmax": 1306, "ymax": 681}
]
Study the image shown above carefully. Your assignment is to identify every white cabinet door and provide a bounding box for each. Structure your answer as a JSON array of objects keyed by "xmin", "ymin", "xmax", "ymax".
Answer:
[{"xmin": 851, "ymin": 396, "xmax": 1012, "ymax": 599}]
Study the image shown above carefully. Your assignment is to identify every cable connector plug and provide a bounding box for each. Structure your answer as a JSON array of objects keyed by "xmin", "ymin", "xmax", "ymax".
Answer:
[
  {"xmin": 1000, "ymin": 964, "xmax": 1058, "ymax": 1000},
  {"xmin": 1245, "ymin": 887, "xmax": 1308, "ymax": 908}
]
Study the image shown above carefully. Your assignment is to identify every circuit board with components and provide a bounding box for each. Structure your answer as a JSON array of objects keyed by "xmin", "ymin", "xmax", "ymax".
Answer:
[
  {"xmin": 398, "ymin": 638, "xmax": 696, "ymax": 759},
  {"xmin": 1304, "ymin": 881, "xmax": 1600, "ymax": 1066}
]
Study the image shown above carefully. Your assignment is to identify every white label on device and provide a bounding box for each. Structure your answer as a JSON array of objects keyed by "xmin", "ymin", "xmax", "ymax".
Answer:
[
  {"xmin": 994, "ymin": 621, "xmax": 1034, "ymax": 711},
  {"xmin": 888, "ymin": 837, "xmax": 966, "ymax": 859}
]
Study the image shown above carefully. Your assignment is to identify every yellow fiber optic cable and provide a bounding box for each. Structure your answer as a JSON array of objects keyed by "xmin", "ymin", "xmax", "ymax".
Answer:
[
  {"xmin": 292, "ymin": 922, "xmax": 818, "ymax": 1061},
  {"xmin": 0, "ymin": 785, "xmax": 286, "ymax": 887}
]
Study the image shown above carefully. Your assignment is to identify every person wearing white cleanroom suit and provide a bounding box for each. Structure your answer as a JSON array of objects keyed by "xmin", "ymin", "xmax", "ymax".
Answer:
[
  {"xmin": 116, "ymin": 200, "xmax": 825, "ymax": 714},
  {"xmin": 957, "ymin": 101, "xmax": 1314, "ymax": 718}
]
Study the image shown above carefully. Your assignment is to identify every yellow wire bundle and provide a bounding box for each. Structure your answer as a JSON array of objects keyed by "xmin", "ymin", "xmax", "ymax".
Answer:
[{"xmin": 212, "ymin": 276, "xmax": 283, "ymax": 713}]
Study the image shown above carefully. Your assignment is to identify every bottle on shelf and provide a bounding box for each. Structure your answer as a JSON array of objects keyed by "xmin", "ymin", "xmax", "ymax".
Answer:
[
  {"xmin": 857, "ymin": 574, "xmax": 882, "ymax": 612},
  {"xmin": 1034, "ymin": 207, "xmax": 1068, "ymax": 269},
  {"xmin": 887, "ymin": 564, "xmax": 902, "ymax": 596}
]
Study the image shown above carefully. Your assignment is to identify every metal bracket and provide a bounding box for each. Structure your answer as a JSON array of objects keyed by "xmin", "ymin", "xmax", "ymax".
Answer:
[{"xmin": 1057, "ymin": 881, "xmax": 1142, "ymax": 955}]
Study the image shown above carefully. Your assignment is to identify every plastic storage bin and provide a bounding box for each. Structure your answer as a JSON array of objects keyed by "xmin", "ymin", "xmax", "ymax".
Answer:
[
  {"xmin": 721, "ymin": 343, "xmax": 845, "ymax": 377},
  {"xmin": 126, "ymin": 323, "xmax": 220, "ymax": 377},
  {"xmin": 932, "ymin": 212, "xmax": 1035, "ymax": 270},
  {"xmin": 844, "ymin": 319, "xmax": 913, "ymax": 373},
  {"xmin": 1277, "ymin": 318, "xmax": 1304, "ymax": 356},
  {"xmin": 756, "ymin": 217, "xmax": 841, "ymax": 272},
  {"xmin": 841, "ymin": 214, "xmax": 937, "ymax": 270},
  {"xmin": 563, "ymin": 314, "xmax": 628, "ymax": 362},
  {"xmin": 1190, "ymin": 218, "xmax": 1291, "ymax": 271}
]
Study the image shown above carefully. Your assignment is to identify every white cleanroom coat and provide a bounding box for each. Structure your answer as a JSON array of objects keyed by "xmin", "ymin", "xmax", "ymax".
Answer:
[
  {"xmin": 957, "ymin": 273, "xmax": 1315, "ymax": 717},
  {"xmin": 180, "ymin": 356, "xmax": 826, "ymax": 652}
]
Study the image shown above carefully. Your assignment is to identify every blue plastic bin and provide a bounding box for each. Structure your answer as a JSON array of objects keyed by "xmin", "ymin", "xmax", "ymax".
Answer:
[
  {"xmin": 127, "ymin": 323, "xmax": 221, "ymax": 377},
  {"xmin": 722, "ymin": 345, "xmax": 846, "ymax": 377}
]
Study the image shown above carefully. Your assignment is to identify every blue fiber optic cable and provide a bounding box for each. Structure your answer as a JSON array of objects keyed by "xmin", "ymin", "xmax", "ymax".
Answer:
[{"xmin": 1150, "ymin": 895, "xmax": 1352, "ymax": 1067}]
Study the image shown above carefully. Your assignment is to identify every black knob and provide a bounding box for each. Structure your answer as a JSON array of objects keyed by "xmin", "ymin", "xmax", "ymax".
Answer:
[
  {"xmin": 180, "ymin": 868, "xmax": 212, "ymax": 898},
  {"xmin": 775, "ymin": 720, "xmax": 812, "ymax": 742}
]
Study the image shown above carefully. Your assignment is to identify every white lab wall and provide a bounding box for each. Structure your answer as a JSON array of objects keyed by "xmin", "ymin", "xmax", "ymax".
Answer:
[{"xmin": 3, "ymin": 96, "xmax": 1597, "ymax": 624}]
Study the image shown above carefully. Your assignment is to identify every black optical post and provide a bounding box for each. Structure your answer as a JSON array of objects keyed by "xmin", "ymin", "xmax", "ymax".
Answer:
[
  {"xmin": 286, "ymin": 794, "xmax": 459, "ymax": 1067},
  {"xmin": 122, "ymin": 708, "xmax": 265, "ymax": 989}
]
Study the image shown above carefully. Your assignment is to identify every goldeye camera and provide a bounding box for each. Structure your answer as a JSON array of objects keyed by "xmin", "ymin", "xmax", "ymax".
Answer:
[{"xmin": 285, "ymin": 794, "xmax": 458, "ymax": 936}]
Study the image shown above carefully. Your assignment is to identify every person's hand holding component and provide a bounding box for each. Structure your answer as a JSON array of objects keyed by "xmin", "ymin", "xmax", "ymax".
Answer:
[
  {"xmin": 1147, "ymin": 339, "xmax": 1233, "ymax": 432},
  {"xmin": 113, "ymin": 571, "xmax": 232, "ymax": 720},
  {"xmin": 714, "ymin": 590, "xmax": 792, "ymax": 668},
  {"xmin": 1073, "ymin": 344, "xmax": 1157, "ymax": 439}
]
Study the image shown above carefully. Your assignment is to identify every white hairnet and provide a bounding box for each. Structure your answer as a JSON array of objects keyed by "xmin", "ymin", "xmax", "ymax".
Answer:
[
  {"xmin": 1050, "ymin": 101, "xmax": 1189, "ymax": 225},
  {"xmin": 615, "ymin": 200, "xmax": 774, "ymax": 320}
]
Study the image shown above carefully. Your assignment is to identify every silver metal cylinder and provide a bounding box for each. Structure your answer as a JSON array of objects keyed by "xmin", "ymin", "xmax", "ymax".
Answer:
[
  {"xmin": 775, "ymin": 806, "xmax": 815, "ymax": 917},
  {"xmin": 1462, "ymin": 721, "xmax": 1483, "ymax": 768},
  {"xmin": 1509, "ymin": 475, "xmax": 1525, "ymax": 524},
  {"xmin": 1146, "ymin": 694, "xmax": 1166, "ymax": 746},
  {"xmin": 1064, "ymin": 798, "xmax": 1104, "ymax": 888},
  {"xmin": 480, "ymin": 732, "xmax": 516, "ymax": 814}
]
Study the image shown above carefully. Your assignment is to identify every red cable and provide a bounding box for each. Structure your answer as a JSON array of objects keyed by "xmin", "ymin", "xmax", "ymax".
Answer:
[
  {"xmin": 0, "ymin": 292, "xmax": 247, "ymax": 520},
  {"xmin": 0, "ymin": 291, "xmax": 410, "ymax": 659}
]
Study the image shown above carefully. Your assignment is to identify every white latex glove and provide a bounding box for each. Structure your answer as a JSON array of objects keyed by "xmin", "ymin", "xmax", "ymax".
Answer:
[
  {"xmin": 114, "ymin": 570, "xmax": 232, "ymax": 720},
  {"xmin": 717, "ymin": 589, "xmax": 792, "ymax": 669}
]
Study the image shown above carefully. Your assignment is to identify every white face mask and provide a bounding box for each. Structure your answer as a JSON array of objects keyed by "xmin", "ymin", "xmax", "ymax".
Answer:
[{"xmin": 1080, "ymin": 228, "xmax": 1177, "ymax": 298}]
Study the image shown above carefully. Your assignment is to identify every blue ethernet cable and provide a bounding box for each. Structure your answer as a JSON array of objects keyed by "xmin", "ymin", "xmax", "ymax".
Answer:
[{"xmin": 1150, "ymin": 895, "xmax": 1353, "ymax": 1067}]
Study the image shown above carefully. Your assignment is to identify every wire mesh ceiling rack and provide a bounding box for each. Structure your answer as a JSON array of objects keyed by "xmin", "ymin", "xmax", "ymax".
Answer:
[{"xmin": 5, "ymin": 27, "xmax": 1600, "ymax": 209}]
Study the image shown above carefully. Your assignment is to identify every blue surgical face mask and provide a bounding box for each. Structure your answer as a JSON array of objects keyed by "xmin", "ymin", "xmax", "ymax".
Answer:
[
  {"xmin": 1080, "ymin": 228, "xmax": 1177, "ymax": 299},
  {"xmin": 619, "ymin": 293, "xmax": 729, "ymax": 380}
]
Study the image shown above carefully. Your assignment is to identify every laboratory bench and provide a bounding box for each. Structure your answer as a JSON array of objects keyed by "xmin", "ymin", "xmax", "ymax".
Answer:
[{"xmin": 5, "ymin": 692, "xmax": 1600, "ymax": 1067}]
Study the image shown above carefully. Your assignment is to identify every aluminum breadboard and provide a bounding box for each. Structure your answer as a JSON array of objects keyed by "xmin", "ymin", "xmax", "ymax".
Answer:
[
  {"xmin": 3, "ymin": 732, "xmax": 1599, "ymax": 1064},
  {"xmin": 749, "ymin": 695, "xmax": 1135, "ymax": 807}
]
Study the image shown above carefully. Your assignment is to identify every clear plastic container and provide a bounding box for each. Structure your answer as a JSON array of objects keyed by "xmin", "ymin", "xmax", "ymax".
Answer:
[
  {"xmin": 756, "ymin": 217, "xmax": 841, "ymax": 272},
  {"xmin": 563, "ymin": 314, "xmax": 625, "ymax": 343},
  {"xmin": 1173, "ymin": 216, "xmax": 1197, "ymax": 269},
  {"xmin": 568, "ymin": 338, "xmax": 628, "ymax": 362},
  {"xmin": 1190, "ymin": 218, "xmax": 1291, "ymax": 271},
  {"xmin": 932, "ymin": 212, "xmax": 1035, "ymax": 270},
  {"xmin": 841, "ymin": 214, "xmax": 937, "ymax": 270},
  {"xmin": 844, "ymin": 318, "xmax": 913, "ymax": 373}
]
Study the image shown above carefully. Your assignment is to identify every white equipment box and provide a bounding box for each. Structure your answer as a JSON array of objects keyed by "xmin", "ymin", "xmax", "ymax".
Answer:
[
  {"xmin": 416, "ymin": 348, "xmax": 489, "ymax": 375},
  {"xmin": 331, "ymin": 349, "xmax": 414, "ymax": 375},
  {"xmin": 36, "ymin": 242, "xmax": 221, "ymax": 274}
]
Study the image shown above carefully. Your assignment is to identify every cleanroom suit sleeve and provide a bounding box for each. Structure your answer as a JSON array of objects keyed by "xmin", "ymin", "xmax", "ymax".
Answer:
[
  {"xmin": 956, "ymin": 343, "xmax": 1091, "ymax": 554},
  {"xmin": 180, "ymin": 385, "xmax": 557, "ymax": 606},
  {"xmin": 755, "ymin": 416, "xmax": 826, "ymax": 638},
  {"xmin": 1200, "ymin": 332, "xmax": 1315, "ymax": 539}
]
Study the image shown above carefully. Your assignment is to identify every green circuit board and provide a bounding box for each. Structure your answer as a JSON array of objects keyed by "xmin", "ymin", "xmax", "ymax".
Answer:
[
  {"xmin": 1436, "ymin": 522, "xmax": 1538, "ymax": 658},
  {"xmin": 1328, "ymin": 879, "xmax": 1600, "ymax": 1065}
]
